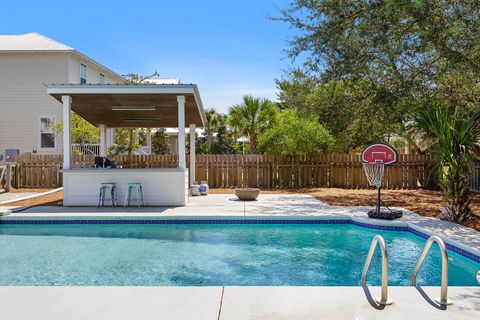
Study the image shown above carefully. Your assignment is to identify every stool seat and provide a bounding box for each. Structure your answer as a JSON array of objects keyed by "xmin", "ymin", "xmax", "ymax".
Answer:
[
  {"xmin": 98, "ymin": 183, "xmax": 118, "ymax": 208},
  {"xmin": 124, "ymin": 183, "xmax": 144, "ymax": 208}
]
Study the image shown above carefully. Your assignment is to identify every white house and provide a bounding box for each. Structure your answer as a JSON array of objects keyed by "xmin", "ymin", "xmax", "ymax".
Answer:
[{"xmin": 0, "ymin": 32, "xmax": 124, "ymax": 160}]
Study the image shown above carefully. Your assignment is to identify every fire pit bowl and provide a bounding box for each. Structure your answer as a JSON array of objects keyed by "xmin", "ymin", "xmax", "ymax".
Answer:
[{"xmin": 235, "ymin": 188, "xmax": 260, "ymax": 201}]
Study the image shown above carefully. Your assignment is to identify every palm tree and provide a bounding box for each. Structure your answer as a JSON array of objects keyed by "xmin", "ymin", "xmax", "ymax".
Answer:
[
  {"xmin": 228, "ymin": 96, "xmax": 277, "ymax": 154},
  {"xmin": 412, "ymin": 104, "xmax": 480, "ymax": 222},
  {"xmin": 204, "ymin": 108, "xmax": 220, "ymax": 154}
]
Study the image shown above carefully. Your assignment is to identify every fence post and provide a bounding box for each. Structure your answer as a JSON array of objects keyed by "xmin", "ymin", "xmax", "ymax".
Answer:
[
  {"xmin": 56, "ymin": 164, "xmax": 61, "ymax": 188},
  {"xmin": 5, "ymin": 163, "xmax": 12, "ymax": 192}
]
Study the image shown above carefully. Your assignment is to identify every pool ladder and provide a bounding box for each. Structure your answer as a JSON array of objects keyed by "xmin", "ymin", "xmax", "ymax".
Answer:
[
  {"xmin": 411, "ymin": 235, "xmax": 452, "ymax": 306},
  {"xmin": 362, "ymin": 235, "xmax": 392, "ymax": 305},
  {"xmin": 362, "ymin": 234, "xmax": 452, "ymax": 307}
]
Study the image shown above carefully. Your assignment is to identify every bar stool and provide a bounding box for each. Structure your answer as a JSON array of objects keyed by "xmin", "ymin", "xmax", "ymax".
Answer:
[
  {"xmin": 97, "ymin": 183, "xmax": 117, "ymax": 208},
  {"xmin": 124, "ymin": 183, "xmax": 144, "ymax": 208}
]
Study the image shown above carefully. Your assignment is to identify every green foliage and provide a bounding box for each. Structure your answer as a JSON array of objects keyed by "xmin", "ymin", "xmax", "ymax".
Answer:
[
  {"xmin": 152, "ymin": 129, "xmax": 170, "ymax": 154},
  {"xmin": 412, "ymin": 104, "xmax": 480, "ymax": 222},
  {"xmin": 54, "ymin": 113, "xmax": 99, "ymax": 144},
  {"xmin": 258, "ymin": 110, "xmax": 334, "ymax": 155},
  {"xmin": 274, "ymin": 0, "xmax": 480, "ymax": 153},
  {"xmin": 211, "ymin": 124, "xmax": 235, "ymax": 154},
  {"xmin": 204, "ymin": 108, "xmax": 222, "ymax": 154},
  {"xmin": 228, "ymin": 95, "xmax": 277, "ymax": 154},
  {"xmin": 110, "ymin": 129, "xmax": 141, "ymax": 156}
]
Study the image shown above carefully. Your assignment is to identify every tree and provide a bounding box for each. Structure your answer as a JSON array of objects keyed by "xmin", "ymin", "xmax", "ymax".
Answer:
[
  {"xmin": 54, "ymin": 113, "xmax": 99, "ymax": 144},
  {"xmin": 228, "ymin": 95, "xmax": 277, "ymax": 154},
  {"xmin": 412, "ymin": 104, "xmax": 480, "ymax": 222},
  {"xmin": 258, "ymin": 110, "xmax": 334, "ymax": 155},
  {"xmin": 274, "ymin": 1, "xmax": 480, "ymax": 151},
  {"xmin": 211, "ymin": 123, "xmax": 235, "ymax": 154},
  {"xmin": 204, "ymin": 108, "xmax": 220, "ymax": 154},
  {"xmin": 151, "ymin": 129, "xmax": 170, "ymax": 154},
  {"xmin": 110, "ymin": 128, "xmax": 141, "ymax": 156},
  {"xmin": 109, "ymin": 73, "xmax": 153, "ymax": 155}
]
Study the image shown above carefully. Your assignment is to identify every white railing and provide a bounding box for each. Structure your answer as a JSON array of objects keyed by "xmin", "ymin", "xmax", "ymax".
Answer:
[
  {"xmin": 72, "ymin": 144, "xmax": 100, "ymax": 156},
  {"xmin": 133, "ymin": 146, "xmax": 151, "ymax": 155}
]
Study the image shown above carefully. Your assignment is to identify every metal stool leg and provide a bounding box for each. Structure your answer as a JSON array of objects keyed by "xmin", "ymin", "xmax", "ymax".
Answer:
[
  {"xmin": 136, "ymin": 186, "xmax": 140, "ymax": 208},
  {"xmin": 112, "ymin": 186, "xmax": 117, "ymax": 207},
  {"xmin": 124, "ymin": 186, "xmax": 129, "ymax": 207},
  {"xmin": 110, "ymin": 187, "xmax": 115, "ymax": 207},
  {"xmin": 97, "ymin": 186, "xmax": 104, "ymax": 209},
  {"xmin": 101, "ymin": 187, "xmax": 106, "ymax": 207}
]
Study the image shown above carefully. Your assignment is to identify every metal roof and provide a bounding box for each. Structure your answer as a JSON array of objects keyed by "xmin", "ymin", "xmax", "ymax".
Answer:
[
  {"xmin": 0, "ymin": 32, "xmax": 73, "ymax": 51},
  {"xmin": 0, "ymin": 33, "xmax": 124, "ymax": 81}
]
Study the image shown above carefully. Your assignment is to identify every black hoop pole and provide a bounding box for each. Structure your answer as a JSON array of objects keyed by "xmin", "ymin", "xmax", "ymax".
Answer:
[{"xmin": 377, "ymin": 186, "xmax": 381, "ymax": 214}]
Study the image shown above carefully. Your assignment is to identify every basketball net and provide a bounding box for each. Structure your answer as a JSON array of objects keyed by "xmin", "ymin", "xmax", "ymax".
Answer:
[{"xmin": 363, "ymin": 162, "xmax": 384, "ymax": 188}]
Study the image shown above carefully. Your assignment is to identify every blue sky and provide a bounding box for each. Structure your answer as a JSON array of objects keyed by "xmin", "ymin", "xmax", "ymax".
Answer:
[{"xmin": 1, "ymin": 0, "xmax": 298, "ymax": 113}]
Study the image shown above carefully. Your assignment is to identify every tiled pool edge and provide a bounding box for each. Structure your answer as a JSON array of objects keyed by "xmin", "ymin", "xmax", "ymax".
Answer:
[{"xmin": 1, "ymin": 215, "xmax": 479, "ymax": 263}]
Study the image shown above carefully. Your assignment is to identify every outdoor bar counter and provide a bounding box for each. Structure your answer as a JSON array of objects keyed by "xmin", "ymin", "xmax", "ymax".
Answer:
[
  {"xmin": 63, "ymin": 168, "xmax": 189, "ymax": 206},
  {"xmin": 47, "ymin": 83, "xmax": 205, "ymax": 207}
]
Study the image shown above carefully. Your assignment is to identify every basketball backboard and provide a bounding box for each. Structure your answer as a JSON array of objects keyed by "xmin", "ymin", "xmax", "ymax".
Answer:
[{"xmin": 361, "ymin": 143, "xmax": 398, "ymax": 165}]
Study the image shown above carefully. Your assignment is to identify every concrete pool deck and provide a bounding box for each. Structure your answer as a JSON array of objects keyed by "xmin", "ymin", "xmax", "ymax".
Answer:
[
  {"xmin": 0, "ymin": 286, "xmax": 478, "ymax": 320},
  {"xmin": 1, "ymin": 193, "xmax": 479, "ymax": 319}
]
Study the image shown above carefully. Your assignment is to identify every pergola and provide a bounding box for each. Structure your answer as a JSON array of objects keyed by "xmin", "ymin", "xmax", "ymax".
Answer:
[{"xmin": 47, "ymin": 84, "xmax": 205, "ymax": 206}]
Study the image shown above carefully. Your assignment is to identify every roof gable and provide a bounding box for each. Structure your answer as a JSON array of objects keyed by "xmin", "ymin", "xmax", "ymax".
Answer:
[{"xmin": 0, "ymin": 32, "xmax": 73, "ymax": 51}]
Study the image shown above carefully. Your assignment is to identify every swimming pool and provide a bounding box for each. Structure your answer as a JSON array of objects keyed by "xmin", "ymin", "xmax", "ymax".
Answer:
[{"xmin": 0, "ymin": 221, "xmax": 478, "ymax": 286}]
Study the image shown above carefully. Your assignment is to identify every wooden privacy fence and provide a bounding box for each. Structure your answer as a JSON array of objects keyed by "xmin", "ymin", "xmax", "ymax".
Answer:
[{"xmin": 11, "ymin": 154, "xmax": 435, "ymax": 189}]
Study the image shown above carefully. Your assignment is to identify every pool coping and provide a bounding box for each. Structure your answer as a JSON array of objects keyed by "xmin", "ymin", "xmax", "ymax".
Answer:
[{"xmin": 1, "ymin": 214, "xmax": 479, "ymax": 263}]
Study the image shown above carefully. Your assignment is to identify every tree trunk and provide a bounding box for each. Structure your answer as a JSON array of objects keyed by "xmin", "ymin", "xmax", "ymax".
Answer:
[
  {"xmin": 441, "ymin": 169, "xmax": 473, "ymax": 222},
  {"xmin": 250, "ymin": 133, "xmax": 257, "ymax": 154},
  {"xmin": 207, "ymin": 130, "xmax": 212, "ymax": 154}
]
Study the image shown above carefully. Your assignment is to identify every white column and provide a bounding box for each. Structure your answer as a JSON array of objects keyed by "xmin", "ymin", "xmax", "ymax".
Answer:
[
  {"xmin": 106, "ymin": 128, "xmax": 115, "ymax": 149},
  {"xmin": 62, "ymin": 95, "xmax": 72, "ymax": 170},
  {"xmin": 99, "ymin": 124, "xmax": 107, "ymax": 157},
  {"xmin": 146, "ymin": 129, "xmax": 152, "ymax": 155},
  {"xmin": 189, "ymin": 124, "xmax": 196, "ymax": 185},
  {"xmin": 177, "ymin": 95, "xmax": 186, "ymax": 169}
]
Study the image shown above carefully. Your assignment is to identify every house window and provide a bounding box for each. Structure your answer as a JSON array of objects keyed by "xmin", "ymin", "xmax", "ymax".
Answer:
[
  {"xmin": 39, "ymin": 116, "xmax": 56, "ymax": 150},
  {"xmin": 99, "ymin": 73, "xmax": 105, "ymax": 84},
  {"xmin": 80, "ymin": 63, "xmax": 87, "ymax": 84}
]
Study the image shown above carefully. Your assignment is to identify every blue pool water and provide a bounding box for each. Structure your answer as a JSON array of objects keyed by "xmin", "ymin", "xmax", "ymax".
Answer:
[{"xmin": 0, "ymin": 223, "xmax": 478, "ymax": 286}]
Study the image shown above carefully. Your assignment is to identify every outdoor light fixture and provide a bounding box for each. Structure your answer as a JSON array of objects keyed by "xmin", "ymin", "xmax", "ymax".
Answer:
[
  {"xmin": 123, "ymin": 118, "xmax": 164, "ymax": 122},
  {"xmin": 111, "ymin": 106, "xmax": 156, "ymax": 111}
]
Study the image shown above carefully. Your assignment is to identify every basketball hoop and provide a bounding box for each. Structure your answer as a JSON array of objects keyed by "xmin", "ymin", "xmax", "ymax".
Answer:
[
  {"xmin": 363, "ymin": 161, "xmax": 384, "ymax": 188},
  {"xmin": 361, "ymin": 143, "xmax": 402, "ymax": 220}
]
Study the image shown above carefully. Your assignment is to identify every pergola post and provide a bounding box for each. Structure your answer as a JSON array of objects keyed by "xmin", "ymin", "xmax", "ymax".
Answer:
[
  {"xmin": 177, "ymin": 95, "xmax": 186, "ymax": 169},
  {"xmin": 106, "ymin": 128, "xmax": 115, "ymax": 150},
  {"xmin": 62, "ymin": 95, "xmax": 72, "ymax": 170},
  {"xmin": 189, "ymin": 124, "xmax": 196, "ymax": 185},
  {"xmin": 146, "ymin": 129, "xmax": 152, "ymax": 155},
  {"xmin": 99, "ymin": 124, "xmax": 107, "ymax": 157}
]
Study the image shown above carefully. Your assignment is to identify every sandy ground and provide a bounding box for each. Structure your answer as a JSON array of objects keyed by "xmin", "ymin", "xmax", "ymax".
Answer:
[{"xmin": 4, "ymin": 187, "xmax": 480, "ymax": 230}]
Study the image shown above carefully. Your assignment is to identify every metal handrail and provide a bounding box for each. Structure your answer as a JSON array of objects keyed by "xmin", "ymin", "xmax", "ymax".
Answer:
[
  {"xmin": 411, "ymin": 235, "xmax": 452, "ymax": 306},
  {"xmin": 361, "ymin": 235, "xmax": 392, "ymax": 305}
]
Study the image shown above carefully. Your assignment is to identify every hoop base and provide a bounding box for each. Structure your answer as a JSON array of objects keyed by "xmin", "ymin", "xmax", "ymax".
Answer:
[{"xmin": 368, "ymin": 209, "xmax": 403, "ymax": 220}]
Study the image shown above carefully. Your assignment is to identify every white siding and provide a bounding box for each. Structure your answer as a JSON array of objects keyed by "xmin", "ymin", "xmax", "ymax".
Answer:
[
  {"xmin": 0, "ymin": 52, "xmax": 123, "ymax": 157},
  {"xmin": 68, "ymin": 54, "xmax": 121, "ymax": 84},
  {"xmin": 0, "ymin": 53, "xmax": 67, "ymax": 155}
]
